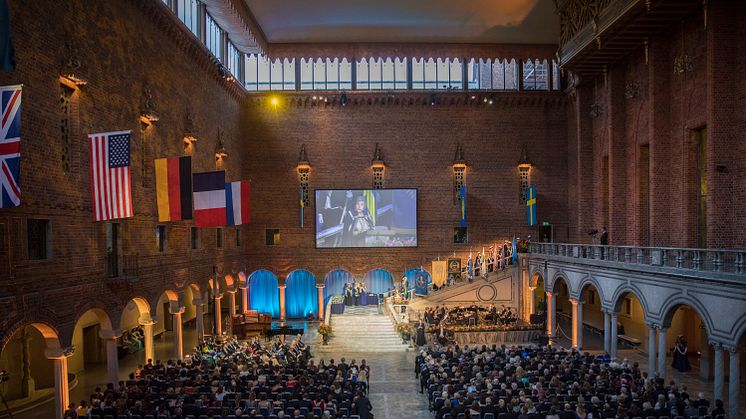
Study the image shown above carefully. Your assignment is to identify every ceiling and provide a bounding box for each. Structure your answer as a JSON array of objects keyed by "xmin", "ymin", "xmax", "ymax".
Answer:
[{"xmin": 244, "ymin": 0, "xmax": 559, "ymax": 44}]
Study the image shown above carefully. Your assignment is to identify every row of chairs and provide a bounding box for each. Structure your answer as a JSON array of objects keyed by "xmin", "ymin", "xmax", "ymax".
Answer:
[{"xmin": 440, "ymin": 414, "xmax": 727, "ymax": 419}]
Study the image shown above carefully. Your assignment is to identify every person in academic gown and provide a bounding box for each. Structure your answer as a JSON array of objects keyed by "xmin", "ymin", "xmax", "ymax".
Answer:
[
  {"xmin": 344, "ymin": 283, "xmax": 353, "ymax": 306},
  {"xmin": 416, "ymin": 321, "xmax": 426, "ymax": 346},
  {"xmin": 672, "ymin": 335, "xmax": 691, "ymax": 372}
]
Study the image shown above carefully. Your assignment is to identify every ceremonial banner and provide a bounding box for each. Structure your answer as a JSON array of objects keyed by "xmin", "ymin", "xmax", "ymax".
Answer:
[
  {"xmin": 226, "ymin": 180, "xmax": 250, "ymax": 226},
  {"xmin": 154, "ymin": 156, "xmax": 192, "ymax": 222},
  {"xmin": 447, "ymin": 257, "xmax": 461, "ymax": 283},
  {"xmin": 0, "ymin": 84, "xmax": 21, "ymax": 208},
  {"xmin": 193, "ymin": 171, "xmax": 226, "ymax": 227},
  {"xmin": 526, "ymin": 184, "xmax": 537, "ymax": 226},
  {"xmin": 431, "ymin": 260, "xmax": 447, "ymax": 288},
  {"xmin": 89, "ymin": 131, "xmax": 133, "ymax": 221},
  {"xmin": 413, "ymin": 269, "xmax": 429, "ymax": 295}
]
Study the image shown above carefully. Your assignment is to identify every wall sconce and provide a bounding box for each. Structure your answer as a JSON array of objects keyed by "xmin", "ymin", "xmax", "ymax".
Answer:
[
  {"xmin": 215, "ymin": 128, "xmax": 228, "ymax": 163},
  {"xmin": 139, "ymin": 85, "xmax": 159, "ymax": 127},
  {"xmin": 452, "ymin": 143, "xmax": 467, "ymax": 204},
  {"xmin": 297, "ymin": 144, "xmax": 311, "ymax": 208},
  {"xmin": 371, "ymin": 143, "xmax": 385, "ymax": 189},
  {"xmin": 183, "ymin": 110, "xmax": 198, "ymax": 151},
  {"xmin": 60, "ymin": 42, "xmax": 87, "ymax": 88},
  {"xmin": 340, "ymin": 92, "xmax": 348, "ymax": 106},
  {"xmin": 517, "ymin": 146, "xmax": 534, "ymax": 204}
]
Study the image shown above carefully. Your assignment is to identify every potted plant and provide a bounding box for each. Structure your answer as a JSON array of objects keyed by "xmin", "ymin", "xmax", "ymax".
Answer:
[
  {"xmin": 317, "ymin": 323, "xmax": 333, "ymax": 345},
  {"xmin": 396, "ymin": 322, "xmax": 413, "ymax": 344}
]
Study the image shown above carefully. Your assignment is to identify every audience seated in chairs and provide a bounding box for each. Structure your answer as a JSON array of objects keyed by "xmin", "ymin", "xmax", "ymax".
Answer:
[
  {"xmin": 415, "ymin": 344, "xmax": 724, "ymax": 419},
  {"xmin": 74, "ymin": 335, "xmax": 371, "ymax": 419}
]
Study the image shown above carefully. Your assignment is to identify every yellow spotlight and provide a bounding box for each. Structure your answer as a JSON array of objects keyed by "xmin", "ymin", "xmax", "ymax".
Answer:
[{"xmin": 270, "ymin": 97, "xmax": 279, "ymax": 106}]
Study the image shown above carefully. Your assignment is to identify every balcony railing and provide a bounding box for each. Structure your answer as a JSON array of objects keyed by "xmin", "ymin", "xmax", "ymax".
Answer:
[{"xmin": 529, "ymin": 243, "xmax": 746, "ymax": 277}]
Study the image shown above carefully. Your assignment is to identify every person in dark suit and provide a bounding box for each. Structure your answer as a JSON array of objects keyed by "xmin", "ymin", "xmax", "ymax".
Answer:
[{"xmin": 352, "ymin": 392, "xmax": 373, "ymax": 419}]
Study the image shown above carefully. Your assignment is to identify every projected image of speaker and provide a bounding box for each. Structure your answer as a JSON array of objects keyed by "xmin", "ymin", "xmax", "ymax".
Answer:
[{"xmin": 315, "ymin": 189, "xmax": 417, "ymax": 248}]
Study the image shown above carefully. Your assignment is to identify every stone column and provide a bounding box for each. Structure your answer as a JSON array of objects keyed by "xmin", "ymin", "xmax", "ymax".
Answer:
[
  {"xmin": 46, "ymin": 347, "xmax": 73, "ymax": 419},
  {"xmin": 610, "ymin": 312, "xmax": 618, "ymax": 360},
  {"xmin": 193, "ymin": 300, "xmax": 205, "ymax": 342},
  {"xmin": 214, "ymin": 294, "xmax": 223, "ymax": 335},
  {"xmin": 648, "ymin": 324, "xmax": 657, "ymax": 378},
  {"xmin": 577, "ymin": 300, "xmax": 584, "ymax": 350},
  {"xmin": 570, "ymin": 299, "xmax": 580, "ymax": 349},
  {"xmin": 657, "ymin": 327, "xmax": 667, "ymax": 380},
  {"xmin": 546, "ymin": 291, "xmax": 556, "ymax": 339},
  {"xmin": 726, "ymin": 346, "xmax": 740, "ymax": 419},
  {"xmin": 603, "ymin": 310, "xmax": 611, "ymax": 354},
  {"xmin": 99, "ymin": 329, "xmax": 122, "ymax": 385},
  {"xmin": 317, "ymin": 284, "xmax": 325, "ymax": 320},
  {"xmin": 713, "ymin": 342, "xmax": 724, "ymax": 401},
  {"xmin": 139, "ymin": 316, "xmax": 155, "ymax": 363},
  {"xmin": 241, "ymin": 285, "xmax": 249, "ymax": 313},
  {"xmin": 279, "ymin": 285, "xmax": 287, "ymax": 321},
  {"xmin": 170, "ymin": 306, "xmax": 185, "ymax": 360},
  {"xmin": 228, "ymin": 290, "xmax": 237, "ymax": 316},
  {"xmin": 527, "ymin": 286, "xmax": 536, "ymax": 318}
]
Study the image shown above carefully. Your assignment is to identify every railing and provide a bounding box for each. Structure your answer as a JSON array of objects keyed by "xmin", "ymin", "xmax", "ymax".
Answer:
[{"xmin": 529, "ymin": 243, "xmax": 746, "ymax": 276}]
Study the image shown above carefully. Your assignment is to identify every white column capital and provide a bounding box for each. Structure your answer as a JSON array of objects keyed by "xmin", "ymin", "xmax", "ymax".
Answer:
[
  {"xmin": 138, "ymin": 315, "xmax": 156, "ymax": 326},
  {"xmin": 316, "ymin": 284, "xmax": 325, "ymax": 289},
  {"xmin": 278, "ymin": 284, "xmax": 287, "ymax": 290},
  {"xmin": 98, "ymin": 329, "xmax": 123, "ymax": 340},
  {"xmin": 709, "ymin": 340, "xmax": 724, "ymax": 350},
  {"xmin": 226, "ymin": 289, "xmax": 237, "ymax": 294},
  {"xmin": 169, "ymin": 306, "xmax": 186, "ymax": 315},
  {"xmin": 545, "ymin": 290, "xmax": 554, "ymax": 297},
  {"xmin": 213, "ymin": 293, "xmax": 224, "ymax": 300},
  {"xmin": 45, "ymin": 347, "xmax": 75, "ymax": 359},
  {"xmin": 723, "ymin": 344, "xmax": 740, "ymax": 354}
]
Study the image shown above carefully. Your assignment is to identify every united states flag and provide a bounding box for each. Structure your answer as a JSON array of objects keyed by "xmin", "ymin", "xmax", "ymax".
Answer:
[
  {"xmin": 89, "ymin": 131, "xmax": 133, "ymax": 221},
  {"xmin": 0, "ymin": 84, "xmax": 22, "ymax": 208}
]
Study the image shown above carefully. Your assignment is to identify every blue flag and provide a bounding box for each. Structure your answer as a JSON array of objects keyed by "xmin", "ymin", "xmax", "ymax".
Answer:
[
  {"xmin": 512, "ymin": 236, "xmax": 518, "ymax": 264},
  {"xmin": 0, "ymin": 0, "xmax": 15, "ymax": 71},
  {"xmin": 414, "ymin": 269, "xmax": 429, "ymax": 295},
  {"xmin": 526, "ymin": 184, "xmax": 537, "ymax": 226},
  {"xmin": 459, "ymin": 185, "xmax": 466, "ymax": 227}
]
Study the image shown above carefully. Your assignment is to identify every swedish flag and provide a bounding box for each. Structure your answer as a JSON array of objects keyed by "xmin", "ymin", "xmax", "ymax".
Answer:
[{"xmin": 526, "ymin": 184, "xmax": 537, "ymax": 226}]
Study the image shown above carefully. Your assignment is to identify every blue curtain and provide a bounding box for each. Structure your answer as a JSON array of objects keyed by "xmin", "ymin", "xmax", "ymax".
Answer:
[
  {"xmin": 324, "ymin": 269, "xmax": 353, "ymax": 303},
  {"xmin": 249, "ymin": 270, "xmax": 279, "ymax": 317},
  {"xmin": 286, "ymin": 270, "xmax": 318, "ymax": 319},
  {"xmin": 403, "ymin": 268, "xmax": 431, "ymax": 290},
  {"xmin": 364, "ymin": 269, "xmax": 394, "ymax": 294}
]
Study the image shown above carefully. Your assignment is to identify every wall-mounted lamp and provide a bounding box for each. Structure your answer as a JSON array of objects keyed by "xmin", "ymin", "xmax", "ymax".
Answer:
[
  {"xmin": 183, "ymin": 110, "xmax": 198, "ymax": 151},
  {"xmin": 517, "ymin": 146, "xmax": 534, "ymax": 204},
  {"xmin": 215, "ymin": 128, "xmax": 228, "ymax": 164},
  {"xmin": 297, "ymin": 144, "xmax": 311, "ymax": 209},
  {"xmin": 452, "ymin": 143, "xmax": 467, "ymax": 204},
  {"xmin": 139, "ymin": 85, "xmax": 159, "ymax": 127},
  {"xmin": 60, "ymin": 43, "xmax": 88, "ymax": 88},
  {"xmin": 371, "ymin": 143, "xmax": 385, "ymax": 189},
  {"xmin": 340, "ymin": 92, "xmax": 348, "ymax": 106}
]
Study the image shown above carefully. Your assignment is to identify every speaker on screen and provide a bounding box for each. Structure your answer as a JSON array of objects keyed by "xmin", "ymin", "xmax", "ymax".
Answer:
[{"xmin": 315, "ymin": 189, "xmax": 417, "ymax": 248}]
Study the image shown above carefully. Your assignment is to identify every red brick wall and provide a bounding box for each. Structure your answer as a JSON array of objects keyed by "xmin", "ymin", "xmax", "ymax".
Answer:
[
  {"xmin": 240, "ymin": 92, "xmax": 568, "ymax": 281},
  {"xmin": 565, "ymin": 1, "xmax": 746, "ymax": 249},
  {"xmin": 0, "ymin": 0, "xmax": 247, "ymax": 348}
]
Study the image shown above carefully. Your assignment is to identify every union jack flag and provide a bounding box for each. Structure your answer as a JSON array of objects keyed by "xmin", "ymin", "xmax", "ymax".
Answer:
[{"xmin": 0, "ymin": 84, "xmax": 21, "ymax": 208}]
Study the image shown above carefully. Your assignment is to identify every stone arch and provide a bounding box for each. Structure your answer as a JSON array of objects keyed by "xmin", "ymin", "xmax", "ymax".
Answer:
[
  {"xmin": 550, "ymin": 274, "xmax": 570, "ymax": 295},
  {"xmin": 529, "ymin": 270, "xmax": 544, "ymax": 288},
  {"xmin": 363, "ymin": 268, "xmax": 395, "ymax": 294},
  {"xmin": 659, "ymin": 295, "xmax": 714, "ymax": 338},
  {"xmin": 224, "ymin": 274, "xmax": 236, "ymax": 292},
  {"xmin": 119, "ymin": 296, "xmax": 152, "ymax": 330},
  {"xmin": 71, "ymin": 306, "xmax": 114, "ymax": 335},
  {"xmin": 1, "ymin": 321, "xmax": 61, "ymax": 352},
  {"xmin": 323, "ymin": 269, "xmax": 354, "ymax": 302},
  {"xmin": 735, "ymin": 314, "xmax": 746, "ymax": 347},
  {"xmin": 286, "ymin": 269, "xmax": 318, "ymax": 318},
  {"xmin": 577, "ymin": 276, "xmax": 606, "ymax": 303},
  {"xmin": 237, "ymin": 271, "xmax": 248, "ymax": 288},
  {"xmin": 609, "ymin": 286, "xmax": 651, "ymax": 319}
]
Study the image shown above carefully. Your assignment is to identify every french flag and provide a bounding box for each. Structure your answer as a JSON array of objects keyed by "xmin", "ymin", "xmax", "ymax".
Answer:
[
  {"xmin": 193, "ymin": 171, "xmax": 226, "ymax": 227},
  {"xmin": 226, "ymin": 180, "xmax": 250, "ymax": 226}
]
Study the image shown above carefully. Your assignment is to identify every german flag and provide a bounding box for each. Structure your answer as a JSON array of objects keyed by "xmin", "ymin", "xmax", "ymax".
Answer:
[{"xmin": 154, "ymin": 156, "xmax": 192, "ymax": 221}]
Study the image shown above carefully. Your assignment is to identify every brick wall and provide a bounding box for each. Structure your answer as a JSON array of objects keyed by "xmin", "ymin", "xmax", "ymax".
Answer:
[
  {"xmin": 565, "ymin": 1, "xmax": 746, "ymax": 249},
  {"xmin": 240, "ymin": 92, "xmax": 568, "ymax": 282},
  {"xmin": 0, "ymin": 0, "xmax": 248, "ymax": 348}
]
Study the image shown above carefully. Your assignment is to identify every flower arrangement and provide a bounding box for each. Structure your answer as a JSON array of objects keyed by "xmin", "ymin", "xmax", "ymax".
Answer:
[
  {"xmin": 317, "ymin": 323, "xmax": 333, "ymax": 336},
  {"xmin": 330, "ymin": 295, "xmax": 344, "ymax": 304},
  {"xmin": 395, "ymin": 322, "xmax": 413, "ymax": 336},
  {"xmin": 427, "ymin": 324, "xmax": 542, "ymax": 333},
  {"xmin": 390, "ymin": 295, "xmax": 409, "ymax": 305}
]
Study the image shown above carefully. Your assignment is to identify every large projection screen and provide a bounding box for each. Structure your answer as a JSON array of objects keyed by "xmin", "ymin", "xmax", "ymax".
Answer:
[{"xmin": 315, "ymin": 189, "xmax": 417, "ymax": 248}]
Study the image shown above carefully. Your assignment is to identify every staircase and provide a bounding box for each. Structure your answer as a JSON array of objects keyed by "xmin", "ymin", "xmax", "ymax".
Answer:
[{"xmin": 317, "ymin": 306, "xmax": 408, "ymax": 353}]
